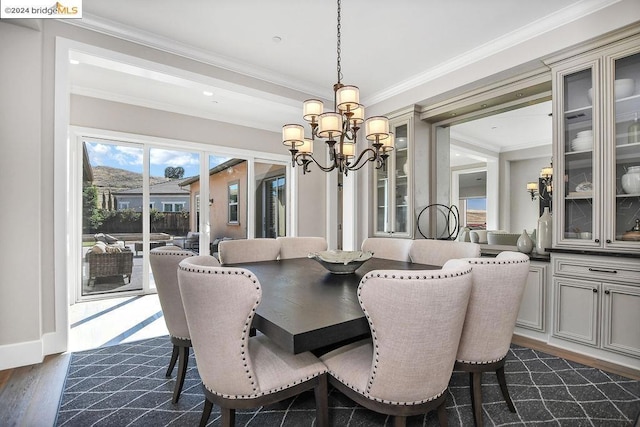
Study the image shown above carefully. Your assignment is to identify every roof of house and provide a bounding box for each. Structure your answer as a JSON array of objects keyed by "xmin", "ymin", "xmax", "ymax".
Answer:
[
  {"xmin": 179, "ymin": 158, "xmax": 246, "ymax": 186},
  {"xmin": 113, "ymin": 178, "xmax": 191, "ymax": 196}
]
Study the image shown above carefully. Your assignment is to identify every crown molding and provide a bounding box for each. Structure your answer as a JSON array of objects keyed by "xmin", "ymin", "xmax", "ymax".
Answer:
[{"xmin": 364, "ymin": 0, "xmax": 621, "ymax": 106}]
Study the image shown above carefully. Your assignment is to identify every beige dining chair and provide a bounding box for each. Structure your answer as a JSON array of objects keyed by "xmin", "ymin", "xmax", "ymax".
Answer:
[
  {"xmin": 361, "ymin": 237, "xmax": 412, "ymax": 261},
  {"xmin": 443, "ymin": 251, "xmax": 530, "ymax": 427},
  {"xmin": 320, "ymin": 261, "xmax": 473, "ymax": 426},
  {"xmin": 177, "ymin": 258, "xmax": 328, "ymax": 427},
  {"xmin": 409, "ymin": 239, "xmax": 480, "ymax": 266},
  {"xmin": 149, "ymin": 248, "xmax": 220, "ymax": 403},
  {"xmin": 218, "ymin": 238, "xmax": 281, "ymax": 264},
  {"xmin": 277, "ymin": 236, "xmax": 328, "ymax": 259}
]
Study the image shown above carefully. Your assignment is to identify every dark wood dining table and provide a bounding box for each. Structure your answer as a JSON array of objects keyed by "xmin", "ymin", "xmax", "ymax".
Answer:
[{"xmin": 229, "ymin": 257, "xmax": 438, "ymax": 354}]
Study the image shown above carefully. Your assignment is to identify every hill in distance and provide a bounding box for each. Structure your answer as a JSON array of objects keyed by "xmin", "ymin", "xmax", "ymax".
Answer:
[{"xmin": 90, "ymin": 166, "xmax": 169, "ymax": 193}]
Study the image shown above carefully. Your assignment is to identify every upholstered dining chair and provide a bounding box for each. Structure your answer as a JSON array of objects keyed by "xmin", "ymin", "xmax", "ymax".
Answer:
[
  {"xmin": 218, "ymin": 238, "xmax": 281, "ymax": 265},
  {"xmin": 277, "ymin": 236, "xmax": 328, "ymax": 259},
  {"xmin": 443, "ymin": 251, "xmax": 530, "ymax": 427},
  {"xmin": 149, "ymin": 248, "xmax": 220, "ymax": 403},
  {"xmin": 320, "ymin": 261, "xmax": 473, "ymax": 426},
  {"xmin": 361, "ymin": 237, "xmax": 413, "ymax": 261},
  {"xmin": 409, "ymin": 239, "xmax": 480, "ymax": 266},
  {"xmin": 177, "ymin": 258, "xmax": 328, "ymax": 427}
]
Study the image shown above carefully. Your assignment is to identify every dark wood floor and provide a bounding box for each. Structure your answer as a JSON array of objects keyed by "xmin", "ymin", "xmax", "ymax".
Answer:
[
  {"xmin": 0, "ymin": 336, "xmax": 638, "ymax": 426},
  {"xmin": 0, "ymin": 353, "xmax": 70, "ymax": 426}
]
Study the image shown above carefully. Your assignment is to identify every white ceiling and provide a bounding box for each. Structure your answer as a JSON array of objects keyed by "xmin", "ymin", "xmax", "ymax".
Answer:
[{"xmin": 67, "ymin": 0, "xmax": 604, "ymax": 160}]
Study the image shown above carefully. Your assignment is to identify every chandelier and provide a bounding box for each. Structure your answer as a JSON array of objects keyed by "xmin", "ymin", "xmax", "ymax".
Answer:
[
  {"xmin": 527, "ymin": 161, "xmax": 553, "ymax": 201},
  {"xmin": 282, "ymin": 0, "xmax": 393, "ymax": 176}
]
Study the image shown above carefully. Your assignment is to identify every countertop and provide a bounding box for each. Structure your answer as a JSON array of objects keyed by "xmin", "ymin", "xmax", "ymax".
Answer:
[{"xmin": 479, "ymin": 244, "xmax": 550, "ymax": 262}]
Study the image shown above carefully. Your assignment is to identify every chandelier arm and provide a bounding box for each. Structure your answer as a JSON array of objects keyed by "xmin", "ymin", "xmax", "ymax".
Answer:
[
  {"xmin": 345, "ymin": 147, "xmax": 381, "ymax": 171},
  {"xmin": 295, "ymin": 153, "xmax": 337, "ymax": 173}
]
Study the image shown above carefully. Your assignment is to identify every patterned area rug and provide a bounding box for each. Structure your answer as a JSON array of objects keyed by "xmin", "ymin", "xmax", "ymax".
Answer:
[{"xmin": 56, "ymin": 336, "xmax": 640, "ymax": 426}]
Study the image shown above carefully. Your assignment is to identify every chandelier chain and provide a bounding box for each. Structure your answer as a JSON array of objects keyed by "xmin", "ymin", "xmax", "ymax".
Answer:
[{"xmin": 336, "ymin": 0, "xmax": 342, "ymax": 83}]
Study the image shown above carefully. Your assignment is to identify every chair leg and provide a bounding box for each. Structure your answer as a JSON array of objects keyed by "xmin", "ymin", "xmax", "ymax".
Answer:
[
  {"xmin": 221, "ymin": 407, "xmax": 235, "ymax": 427},
  {"xmin": 496, "ymin": 365, "xmax": 516, "ymax": 413},
  {"xmin": 199, "ymin": 399, "xmax": 213, "ymax": 427},
  {"xmin": 437, "ymin": 399, "xmax": 448, "ymax": 427},
  {"xmin": 314, "ymin": 374, "xmax": 329, "ymax": 427},
  {"xmin": 166, "ymin": 344, "xmax": 179, "ymax": 377},
  {"xmin": 470, "ymin": 371, "xmax": 484, "ymax": 427},
  {"xmin": 172, "ymin": 346, "xmax": 189, "ymax": 403},
  {"xmin": 392, "ymin": 415, "xmax": 407, "ymax": 427}
]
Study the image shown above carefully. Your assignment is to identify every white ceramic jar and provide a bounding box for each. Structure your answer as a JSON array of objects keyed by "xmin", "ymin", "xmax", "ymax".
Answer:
[{"xmin": 622, "ymin": 166, "xmax": 640, "ymax": 194}]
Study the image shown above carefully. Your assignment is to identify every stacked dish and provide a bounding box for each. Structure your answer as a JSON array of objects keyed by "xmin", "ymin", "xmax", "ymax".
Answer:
[
  {"xmin": 571, "ymin": 130, "xmax": 593, "ymax": 151},
  {"xmin": 587, "ymin": 78, "xmax": 635, "ymax": 102}
]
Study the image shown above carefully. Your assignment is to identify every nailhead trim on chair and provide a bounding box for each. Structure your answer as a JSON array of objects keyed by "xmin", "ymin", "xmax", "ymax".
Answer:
[
  {"xmin": 150, "ymin": 249, "xmax": 198, "ymax": 257},
  {"xmin": 456, "ymin": 354, "xmax": 508, "ymax": 364},
  {"xmin": 179, "ymin": 263, "xmax": 327, "ymax": 400},
  {"xmin": 341, "ymin": 267, "xmax": 472, "ymax": 405}
]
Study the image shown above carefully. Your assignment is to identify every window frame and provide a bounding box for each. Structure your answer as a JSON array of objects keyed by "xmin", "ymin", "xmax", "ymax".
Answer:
[{"xmin": 228, "ymin": 180, "xmax": 240, "ymax": 224}]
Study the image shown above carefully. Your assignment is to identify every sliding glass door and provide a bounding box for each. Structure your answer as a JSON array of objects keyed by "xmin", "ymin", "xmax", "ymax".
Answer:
[{"xmin": 78, "ymin": 135, "xmax": 289, "ymax": 301}]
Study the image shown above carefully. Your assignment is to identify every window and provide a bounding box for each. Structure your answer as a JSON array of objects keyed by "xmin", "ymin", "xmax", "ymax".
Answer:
[
  {"xmin": 162, "ymin": 202, "xmax": 185, "ymax": 212},
  {"xmin": 461, "ymin": 198, "xmax": 487, "ymax": 229},
  {"xmin": 228, "ymin": 181, "xmax": 239, "ymax": 224},
  {"xmin": 118, "ymin": 201, "xmax": 130, "ymax": 210}
]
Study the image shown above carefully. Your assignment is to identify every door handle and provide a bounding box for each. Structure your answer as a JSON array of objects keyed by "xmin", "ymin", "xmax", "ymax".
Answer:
[{"xmin": 588, "ymin": 268, "xmax": 617, "ymax": 274}]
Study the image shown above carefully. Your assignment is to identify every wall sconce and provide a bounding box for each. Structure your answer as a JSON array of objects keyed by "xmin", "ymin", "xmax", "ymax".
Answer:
[{"xmin": 527, "ymin": 161, "xmax": 553, "ymax": 201}]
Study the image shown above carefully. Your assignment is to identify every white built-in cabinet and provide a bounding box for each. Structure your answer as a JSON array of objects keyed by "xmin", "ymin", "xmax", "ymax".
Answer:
[
  {"xmin": 516, "ymin": 262, "xmax": 548, "ymax": 333},
  {"xmin": 552, "ymin": 253, "xmax": 640, "ymax": 359},
  {"xmin": 373, "ymin": 114, "xmax": 413, "ymax": 237},
  {"xmin": 551, "ymin": 33, "xmax": 640, "ymax": 253}
]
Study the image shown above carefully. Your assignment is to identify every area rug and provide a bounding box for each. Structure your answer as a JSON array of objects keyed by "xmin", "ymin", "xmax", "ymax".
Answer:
[{"xmin": 56, "ymin": 336, "xmax": 639, "ymax": 426}]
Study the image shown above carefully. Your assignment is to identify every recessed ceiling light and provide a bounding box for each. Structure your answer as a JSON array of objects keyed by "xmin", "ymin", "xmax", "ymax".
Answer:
[
  {"xmin": 69, "ymin": 59, "xmax": 80, "ymax": 65},
  {"xmin": 272, "ymin": 36, "xmax": 282, "ymax": 43},
  {"xmin": 481, "ymin": 104, "xmax": 488, "ymax": 108},
  {"xmin": 203, "ymin": 91, "xmax": 214, "ymax": 97}
]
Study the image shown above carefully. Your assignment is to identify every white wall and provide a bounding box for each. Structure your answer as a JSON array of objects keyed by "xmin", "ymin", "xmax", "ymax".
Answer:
[
  {"xmin": 0, "ymin": 22, "xmax": 44, "ymax": 366},
  {"xmin": 508, "ymin": 157, "xmax": 552, "ymax": 234}
]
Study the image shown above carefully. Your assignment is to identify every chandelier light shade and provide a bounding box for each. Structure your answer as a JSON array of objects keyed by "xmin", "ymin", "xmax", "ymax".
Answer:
[{"xmin": 282, "ymin": 0, "xmax": 393, "ymax": 175}]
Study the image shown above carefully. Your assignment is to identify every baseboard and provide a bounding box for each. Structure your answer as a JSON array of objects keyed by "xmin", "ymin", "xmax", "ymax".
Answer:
[
  {"xmin": 0, "ymin": 340, "xmax": 44, "ymax": 371},
  {"xmin": 512, "ymin": 334, "xmax": 640, "ymax": 381}
]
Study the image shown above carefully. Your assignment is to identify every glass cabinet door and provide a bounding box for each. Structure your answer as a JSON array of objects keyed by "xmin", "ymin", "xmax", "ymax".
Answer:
[
  {"xmin": 609, "ymin": 50, "xmax": 640, "ymax": 247},
  {"xmin": 373, "ymin": 119, "xmax": 411, "ymax": 237},
  {"xmin": 559, "ymin": 63, "xmax": 600, "ymax": 246},
  {"xmin": 393, "ymin": 123, "xmax": 409, "ymax": 234}
]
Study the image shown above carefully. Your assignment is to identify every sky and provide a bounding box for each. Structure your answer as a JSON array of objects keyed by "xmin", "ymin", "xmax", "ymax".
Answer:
[
  {"xmin": 85, "ymin": 140, "xmax": 228, "ymax": 178},
  {"xmin": 467, "ymin": 198, "xmax": 486, "ymax": 210}
]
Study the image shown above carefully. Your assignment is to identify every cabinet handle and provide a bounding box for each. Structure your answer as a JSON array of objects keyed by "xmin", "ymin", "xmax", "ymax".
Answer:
[
  {"xmin": 592, "ymin": 288, "xmax": 598, "ymax": 293},
  {"xmin": 588, "ymin": 268, "xmax": 618, "ymax": 274},
  {"xmin": 604, "ymin": 290, "xmax": 610, "ymax": 295},
  {"xmin": 606, "ymin": 239, "xmax": 611, "ymax": 243},
  {"xmin": 595, "ymin": 238, "xmax": 600, "ymax": 243}
]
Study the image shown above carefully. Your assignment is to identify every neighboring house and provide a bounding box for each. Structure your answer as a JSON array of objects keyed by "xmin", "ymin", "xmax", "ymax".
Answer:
[
  {"xmin": 179, "ymin": 158, "xmax": 286, "ymax": 240},
  {"xmin": 112, "ymin": 179, "xmax": 191, "ymax": 212}
]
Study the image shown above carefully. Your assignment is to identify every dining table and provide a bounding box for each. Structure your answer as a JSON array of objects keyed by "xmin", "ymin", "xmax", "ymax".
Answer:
[{"xmin": 228, "ymin": 257, "xmax": 438, "ymax": 354}]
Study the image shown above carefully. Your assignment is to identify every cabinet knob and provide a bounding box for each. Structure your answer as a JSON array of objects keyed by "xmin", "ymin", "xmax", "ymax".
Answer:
[
  {"xmin": 606, "ymin": 239, "xmax": 611, "ymax": 243},
  {"xmin": 592, "ymin": 288, "xmax": 598, "ymax": 293},
  {"xmin": 604, "ymin": 290, "xmax": 610, "ymax": 295},
  {"xmin": 595, "ymin": 238, "xmax": 600, "ymax": 243}
]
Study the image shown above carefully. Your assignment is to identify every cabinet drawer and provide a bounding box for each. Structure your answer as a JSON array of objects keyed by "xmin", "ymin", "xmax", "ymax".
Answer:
[{"xmin": 553, "ymin": 256, "xmax": 640, "ymax": 284}]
